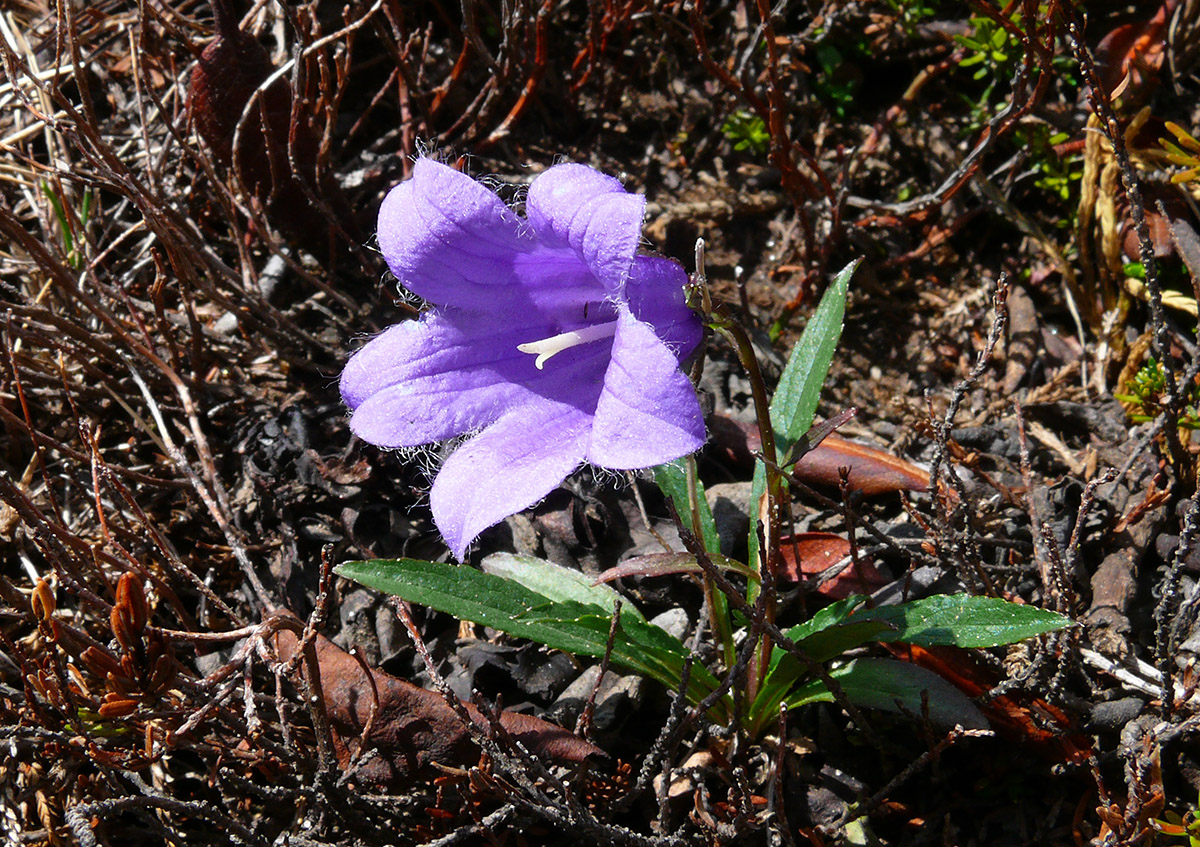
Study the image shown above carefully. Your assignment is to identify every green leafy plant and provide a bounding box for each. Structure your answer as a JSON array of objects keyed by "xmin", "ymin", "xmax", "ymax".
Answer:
[
  {"xmin": 338, "ymin": 260, "xmax": 1072, "ymax": 738},
  {"xmin": 1154, "ymin": 790, "xmax": 1200, "ymax": 847},
  {"xmin": 881, "ymin": 0, "xmax": 941, "ymax": 38},
  {"xmin": 338, "ymin": 556, "xmax": 1067, "ymax": 735},
  {"xmin": 954, "ymin": 11, "xmax": 1021, "ymax": 137},
  {"xmin": 1115, "ymin": 356, "xmax": 1200, "ymax": 429},
  {"xmin": 1158, "ymin": 122, "xmax": 1200, "ymax": 185},
  {"xmin": 41, "ymin": 181, "xmax": 93, "ymax": 271},
  {"xmin": 1013, "ymin": 126, "xmax": 1083, "ymax": 207},
  {"xmin": 812, "ymin": 43, "xmax": 861, "ymax": 119},
  {"xmin": 720, "ymin": 109, "xmax": 770, "ymax": 156},
  {"xmin": 956, "ymin": 14, "xmax": 1012, "ymax": 82},
  {"xmin": 953, "ymin": 6, "xmax": 1075, "ymax": 135}
]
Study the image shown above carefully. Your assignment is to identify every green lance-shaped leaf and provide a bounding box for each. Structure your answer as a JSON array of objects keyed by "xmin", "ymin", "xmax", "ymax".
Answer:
[
  {"xmin": 746, "ymin": 593, "xmax": 1071, "ymax": 734},
  {"xmin": 654, "ymin": 458, "xmax": 720, "ymax": 556},
  {"xmin": 749, "ymin": 259, "xmax": 858, "ymax": 567},
  {"xmin": 850, "ymin": 594, "xmax": 1073, "ymax": 648},
  {"xmin": 748, "ymin": 596, "xmax": 893, "ymax": 732},
  {"xmin": 654, "ymin": 457, "xmax": 737, "ymax": 668},
  {"xmin": 336, "ymin": 558, "xmax": 730, "ymax": 720},
  {"xmin": 786, "ymin": 658, "xmax": 989, "ymax": 730},
  {"xmin": 480, "ymin": 552, "xmax": 644, "ymax": 621}
]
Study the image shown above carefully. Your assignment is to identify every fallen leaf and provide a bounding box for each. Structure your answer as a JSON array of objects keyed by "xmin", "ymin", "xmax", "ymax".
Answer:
[
  {"xmin": 592, "ymin": 552, "xmax": 756, "ymax": 585},
  {"xmin": 273, "ymin": 624, "xmax": 604, "ymax": 789},
  {"xmin": 187, "ymin": 0, "xmax": 359, "ymax": 252},
  {"xmin": 792, "ymin": 434, "xmax": 930, "ymax": 495},
  {"xmin": 708, "ymin": 415, "xmax": 927, "ymax": 497},
  {"xmin": 1120, "ymin": 184, "xmax": 1188, "ymax": 260},
  {"xmin": 776, "ymin": 532, "xmax": 887, "ymax": 599},
  {"xmin": 1094, "ymin": 2, "xmax": 1170, "ymax": 101},
  {"xmin": 886, "ymin": 643, "xmax": 1091, "ymax": 765},
  {"xmin": 1170, "ymin": 217, "xmax": 1200, "ymax": 289}
]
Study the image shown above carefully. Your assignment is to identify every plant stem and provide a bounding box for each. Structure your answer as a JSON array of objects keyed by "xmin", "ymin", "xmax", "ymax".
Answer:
[
  {"xmin": 686, "ymin": 455, "xmax": 735, "ymax": 668},
  {"xmin": 712, "ymin": 315, "xmax": 785, "ymax": 706}
]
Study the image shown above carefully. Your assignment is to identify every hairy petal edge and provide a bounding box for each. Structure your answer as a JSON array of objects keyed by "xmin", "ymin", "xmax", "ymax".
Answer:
[{"xmin": 431, "ymin": 400, "xmax": 590, "ymax": 558}]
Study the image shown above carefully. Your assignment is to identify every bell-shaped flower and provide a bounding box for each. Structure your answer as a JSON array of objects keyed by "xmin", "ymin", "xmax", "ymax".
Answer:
[{"xmin": 341, "ymin": 159, "xmax": 706, "ymax": 558}]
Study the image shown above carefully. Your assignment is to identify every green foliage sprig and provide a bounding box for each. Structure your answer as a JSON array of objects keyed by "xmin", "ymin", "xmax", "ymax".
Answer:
[
  {"xmin": 720, "ymin": 109, "xmax": 770, "ymax": 156},
  {"xmin": 1115, "ymin": 356, "xmax": 1200, "ymax": 429},
  {"xmin": 1154, "ymin": 790, "xmax": 1200, "ymax": 847},
  {"xmin": 41, "ymin": 181, "xmax": 93, "ymax": 271},
  {"xmin": 1159, "ymin": 122, "xmax": 1200, "ymax": 185}
]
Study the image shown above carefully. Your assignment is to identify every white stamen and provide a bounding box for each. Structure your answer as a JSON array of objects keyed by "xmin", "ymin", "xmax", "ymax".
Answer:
[{"xmin": 517, "ymin": 320, "xmax": 619, "ymax": 370}]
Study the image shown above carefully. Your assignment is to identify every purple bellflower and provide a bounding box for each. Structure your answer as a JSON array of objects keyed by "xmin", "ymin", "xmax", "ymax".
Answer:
[{"xmin": 340, "ymin": 159, "xmax": 706, "ymax": 558}]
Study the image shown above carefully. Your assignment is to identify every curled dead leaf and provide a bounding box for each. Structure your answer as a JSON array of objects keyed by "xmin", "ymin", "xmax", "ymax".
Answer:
[
  {"xmin": 273, "ymin": 625, "xmax": 604, "ymax": 789},
  {"xmin": 791, "ymin": 434, "xmax": 929, "ymax": 496},
  {"xmin": 592, "ymin": 552, "xmax": 756, "ymax": 585},
  {"xmin": 708, "ymin": 414, "xmax": 928, "ymax": 497}
]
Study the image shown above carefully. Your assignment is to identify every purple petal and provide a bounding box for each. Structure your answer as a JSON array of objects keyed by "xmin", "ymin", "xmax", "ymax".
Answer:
[
  {"xmin": 587, "ymin": 310, "xmax": 706, "ymax": 469},
  {"xmin": 431, "ymin": 401, "xmax": 590, "ymax": 558},
  {"xmin": 509, "ymin": 247, "xmax": 610, "ymax": 321},
  {"xmin": 625, "ymin": 256, "xmax": 703, "ymax": 360},
  {"xmin": 377, "ymin": 159, "xmax": 528, "ymax": 310},
  {"xmin": 525, "ymin": 164, "xmax": 644, "ymax": 293},
  {"xmin": 342, "ymin": 311, "xmax": 611, "ymax": 447},
  {"xmin": 342, "ymin": 318, "xmax": 525, "ymax": 447}
]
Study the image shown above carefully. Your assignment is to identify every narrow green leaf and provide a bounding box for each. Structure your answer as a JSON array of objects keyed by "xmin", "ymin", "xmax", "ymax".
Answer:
[
  {"xmin": 794, "ymin": 619, "xmax": 896, "ymax": 664},
  {"xmin": 655, "ymin": 458, "xmax": 737, "ymax": 667},
  {"xmin": 336, "ymin": 559, "xmax": 729, "ymax": 719},
  {"xmin": 786, "ymin": 658, "xmax": 989, "ymax": 730},
  {"xmin": 749, "ymin": 259, "xmax": 858, "ymax": 566},
  {"xmin": 40, "ymin": 181, "xmax": 74, "ymax": 257},
  {"xmin": 770, "ymin": 260, "xmax": 857, "ymax": 454},
  {"xmin": 746, "ymin": 592, "xmax": 1068, "ymax": 733},
  {"xmin": 480, "ymin": 552, "xmax": 644, "ymax": 621},
  {"xmin": 783, "ymin": 595, "xmax": 867, "ymax": 644},
  {"xmin": 654, "ymin": 458, "xmax": 720, "ymax": 555},
  {"xmin": 515, "ymin": 598, "xmax": 722, "ymax": 709},
  {"xmin": 337, "ymin": 558, "xmax": 613, "ymax": 656},
  {"xmin": 748, "ymin": 603, "xmax": 892, "ymax": 733},
  {"xmin": 744, "ymin": 619, "xmax": 897, "ymax": 729},
  {"xmin": 850, "ymin": 594, "xmax": 1073, "ymax": 648}
]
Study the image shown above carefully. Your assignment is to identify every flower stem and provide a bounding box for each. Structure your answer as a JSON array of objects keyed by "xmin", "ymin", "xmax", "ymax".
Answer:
[
  {"xmin": 686, "ymin": 455, "xmax": 736, "ymax": 668},
  {"xmin": 711, "ymin": 314, "xmax": 784, "ymax": 707}
]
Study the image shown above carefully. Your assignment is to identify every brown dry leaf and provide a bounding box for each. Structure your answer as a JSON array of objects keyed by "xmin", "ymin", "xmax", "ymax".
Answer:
[
  {"xmin": 1170, "ymin": 217, "xmax": 1200, "ymax": 291},
  {"xmin": 707, "ymin": 415, "xmax": 927, "ymax": 496},
  {"xmin": 186, "ymin": 0, "xmax": 359, "ymax": 252},
  {"xmin": 1094, "ymin": 2, "xmax": 1170, "ymax": 101},
  {"xmin": 1120, "ymin": 185, "xmax": 1188, "ymax": 260},
  {"xmin": 777, "ymin": 532, "xmax": 886, "ymax": 599},
  {"xmin": 887, "ymin": 644, "xmax": 1092, "ymax": 766},
  {"xmin": 592, "ymin": 552, "xmax": 754, "ymax": 585},
  {"xmin": 792, "ymin": 434, "xmax": 929, "ymax": 496},
  {"xmin": 273, "ymin": 626, "xmax": 604, "ymax": 790}
]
